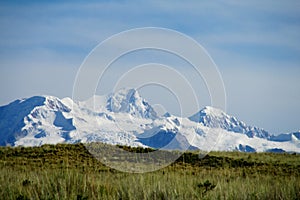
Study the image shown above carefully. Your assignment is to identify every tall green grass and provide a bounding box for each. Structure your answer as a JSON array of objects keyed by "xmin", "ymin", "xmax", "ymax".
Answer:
[{"xmin": 0, "ymin": 143, "xmax": 299, "ymax": 199}]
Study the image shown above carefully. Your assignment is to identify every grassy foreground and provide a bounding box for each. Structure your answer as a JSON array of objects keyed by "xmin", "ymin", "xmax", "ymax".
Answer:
[{"xmin": 0, "ymin": 143, "xmax": 299, "ymax": 200}]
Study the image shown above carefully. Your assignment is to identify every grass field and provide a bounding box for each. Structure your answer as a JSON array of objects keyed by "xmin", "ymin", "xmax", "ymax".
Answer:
[{"xmin": 0, "ymin": 143, "xmax": 299, "ymax": 200}]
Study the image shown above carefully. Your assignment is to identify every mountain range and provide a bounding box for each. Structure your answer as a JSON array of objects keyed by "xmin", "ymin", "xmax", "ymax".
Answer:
[{"xmin": 0, "ymin": 88, "xmax": 299, "ymax": 153}]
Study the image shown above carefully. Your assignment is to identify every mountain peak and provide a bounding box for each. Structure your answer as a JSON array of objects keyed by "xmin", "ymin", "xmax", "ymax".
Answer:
[
  {"xmin": 44, "ymin": 96, "xmax": 71, "ymax": 112},
  {"xmin": 189, "ymin": 106, "xmax": 227, "ymax": 122},
  {"xmin": 106, "ymin": 88, "xmax": 157, "ymax": 119},
  {"xmin": 163, "ymin": 112, "xmax": 172, "ymax": 118},
  {"xmin": 0, "ymin": 96, "xmax": 46, "ymax": 145},
  {"xmin": 200, "ymin": 106, "xmax": 226, "ymax": 118},
  {"xmin": 189, "ymin": 106, "xmax": 270, "ymax": 139},
  {"xmin": 0, "ymin": 93, "xmax": 299, "ymax": 152}
]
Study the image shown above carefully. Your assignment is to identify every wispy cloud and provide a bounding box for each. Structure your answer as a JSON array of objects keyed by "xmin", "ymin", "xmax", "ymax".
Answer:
[{"xmin": 0, "ymin": 0, "xmax": 299, "ymax": 134}]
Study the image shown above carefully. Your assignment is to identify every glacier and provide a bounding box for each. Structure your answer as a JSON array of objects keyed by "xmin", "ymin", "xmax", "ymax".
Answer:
[{"xmin": 0, "ymin": 88, "xmax": 299, "ymax": 153}]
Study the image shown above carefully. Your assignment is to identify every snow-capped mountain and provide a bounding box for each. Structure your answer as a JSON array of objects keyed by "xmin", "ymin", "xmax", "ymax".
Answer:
[
  {"xmin": 189, "ymin": 106, "xmax": 270, "ymax": 139},
  {"xmin": 0, "ymin": 88, "xmax": 299, "ymax": 153},
  {"xmin": 0, "ymin": 95, "xmax": 75, "ymax": 146},
  {"xmin": 106, "ymin": 88, "xmax": 157, "ymax": 119},
  {"xmin": 270, "ymin": 131, "xmax": 300, "ymax": 142}
]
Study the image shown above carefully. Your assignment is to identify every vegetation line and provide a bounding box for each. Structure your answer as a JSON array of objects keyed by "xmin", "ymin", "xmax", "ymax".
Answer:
[{"xmin": 0, "ymin": 143, "xmax": 299, "ymax": 199}]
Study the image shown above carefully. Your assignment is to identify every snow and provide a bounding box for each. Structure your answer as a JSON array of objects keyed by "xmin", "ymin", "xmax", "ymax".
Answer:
[
  {"xmin": 0, "ymin": 88, "xmax": 300, "ymax": 153},
  {"xmin": 106, "ymin": 88, "xmax": 158, "ymax": 119},
  {"xmin": 189, "ymin": 106, "xmax": 270, "ymax": 139}
]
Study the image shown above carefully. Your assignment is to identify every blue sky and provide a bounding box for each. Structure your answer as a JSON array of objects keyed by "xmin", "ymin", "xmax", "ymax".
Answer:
[{"xmin": 0, "ymin": 1, "xmax": 299, "ymax": 134}]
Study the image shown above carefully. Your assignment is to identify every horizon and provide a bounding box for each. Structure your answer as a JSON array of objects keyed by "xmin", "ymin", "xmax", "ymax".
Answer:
[
  {"xmin": 0, "ymin": 1, "xmax": 300, "ymax": 134},
  {"xmin": 0, "ymin": 89, "xmax": 299, "ymax": 136}
]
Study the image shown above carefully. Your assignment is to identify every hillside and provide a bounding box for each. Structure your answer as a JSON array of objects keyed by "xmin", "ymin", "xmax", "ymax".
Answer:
[{"xmin": 0, "ymin": 143, "xmax": 299, "ymax": 199}]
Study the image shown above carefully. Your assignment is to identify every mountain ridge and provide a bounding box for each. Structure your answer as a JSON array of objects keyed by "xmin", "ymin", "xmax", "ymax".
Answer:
[
  {"xmin": 0, "ymin": 88, "xmax": 299, "ymax": 153},
  {"xmin": 189, "ymin": 106, "xmax": 270, "ymax": 139}
]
